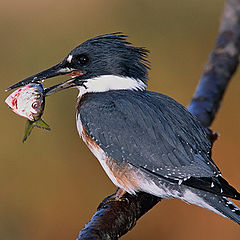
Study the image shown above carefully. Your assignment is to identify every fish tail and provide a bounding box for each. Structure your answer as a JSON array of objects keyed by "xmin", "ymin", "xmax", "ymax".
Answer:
[
  {"xmin": 22, "ymin": 120, "xmax": 35, "ymax": 143},
  {"xmin": 34, "ymin": 118, "xmax": 51, "ymax": 131},
  {"xmin": 22, "ymin": 119, "xmax": 50, "ymax": 143}
]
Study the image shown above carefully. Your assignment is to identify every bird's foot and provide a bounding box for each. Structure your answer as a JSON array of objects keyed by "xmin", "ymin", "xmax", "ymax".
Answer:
[
  {"xmin": 205, "ymin": 128, "xmax": 219, "ymax": 144},
  {"xmin": 97, "ymin": 188, "xmax": 129, "ymax": 210}
]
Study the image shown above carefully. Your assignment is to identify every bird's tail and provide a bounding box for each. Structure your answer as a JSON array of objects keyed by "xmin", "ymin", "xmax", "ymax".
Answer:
[{"xmin": 182, "ymin": 187, "xmax": 240, "ymax": 224}]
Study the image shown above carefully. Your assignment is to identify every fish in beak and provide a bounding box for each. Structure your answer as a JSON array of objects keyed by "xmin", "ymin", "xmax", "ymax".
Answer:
[{"xmin": 5, "ymin": 82, "xmax": 51, "ymax": 142}]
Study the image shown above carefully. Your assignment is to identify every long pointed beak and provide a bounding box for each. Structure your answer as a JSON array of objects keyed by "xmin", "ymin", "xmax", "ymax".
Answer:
[
  {"xmin": 44, "ymin": 77, "xmax": 80, "ymax": 96},
  {"xmin": 5, "ymin": 62, "xmax": 81, "ymax": 94}
]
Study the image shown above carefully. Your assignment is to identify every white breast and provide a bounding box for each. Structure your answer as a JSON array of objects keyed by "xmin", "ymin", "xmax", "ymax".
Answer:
[
  {"xmin": 76, "ymin": 113, "xmax": 125, "ymax": 190},
  {"xmin": 76, "ymin": 112, "xmax": 181, "ymax": 197}
]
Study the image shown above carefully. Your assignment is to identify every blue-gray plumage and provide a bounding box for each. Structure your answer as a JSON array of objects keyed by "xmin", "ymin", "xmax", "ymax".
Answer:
[
  {"xmin": 77, "ymin": 90, "xmax": 239, "ymax": 199},
  {"xmin": 7, "ymin": 32, "xmax": 240, "ymax": 225},
  {"xmin": 79, "ymin": 90, "xmax": 215, "ymax": 179}
]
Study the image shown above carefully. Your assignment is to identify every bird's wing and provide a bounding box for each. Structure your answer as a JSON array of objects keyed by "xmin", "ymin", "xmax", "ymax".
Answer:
[
  {"xmin": 79, "ymin": 90, "xmax": 220, "ymax": 182},
  {"xmin": 79, "ymin": 90, "xmax": 240, "ymax": 199}
]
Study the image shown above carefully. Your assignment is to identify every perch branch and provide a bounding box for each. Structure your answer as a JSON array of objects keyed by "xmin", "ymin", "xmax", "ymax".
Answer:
[
  {"xmin": 188, "ymin": 0, "xmax": 240, "ymax": 127},
  {"xmin": 76, "ymin": 0, "xmax": 240, "ymax": 239}
]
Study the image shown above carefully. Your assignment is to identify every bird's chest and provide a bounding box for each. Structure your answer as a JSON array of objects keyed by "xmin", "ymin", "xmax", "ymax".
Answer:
[
  {"xmin": 76, "ymin": 112, "xmax": 105, "ymax": 162},
  {"xmin": 76, "ymin": 111, "xmax": 146, "ymax": 194}
]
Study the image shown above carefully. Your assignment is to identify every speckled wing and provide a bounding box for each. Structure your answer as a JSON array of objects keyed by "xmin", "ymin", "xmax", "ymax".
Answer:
[{"xmin": 79, "ymin": 90, "xmax": 221, "ymax": 182}]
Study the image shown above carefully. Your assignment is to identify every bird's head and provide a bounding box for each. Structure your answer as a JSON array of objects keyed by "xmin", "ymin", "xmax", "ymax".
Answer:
[{"xmin": 6, "ymin": 33, "xmax": 150, "ymax": 95}]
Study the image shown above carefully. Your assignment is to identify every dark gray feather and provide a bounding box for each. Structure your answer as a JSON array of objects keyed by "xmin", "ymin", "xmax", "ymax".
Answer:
[{"xmin": 78, "ymin": 90, "xmax": 220, "ymax": 181}]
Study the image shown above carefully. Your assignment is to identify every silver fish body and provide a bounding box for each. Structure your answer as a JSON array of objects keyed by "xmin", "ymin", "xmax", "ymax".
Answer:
[
  {"xmin": 5, "ymin": 83, "xmax": 45, "ymax": 121},
  {"xmin": 5, "ymin": 83, "xmax": 50, "ymax": 142}
]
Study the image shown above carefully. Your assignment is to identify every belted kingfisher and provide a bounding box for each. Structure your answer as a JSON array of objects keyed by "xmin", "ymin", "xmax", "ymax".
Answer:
[{"xmin": 7, "ymin": 33, "xmax": 240, "ymax": 224}]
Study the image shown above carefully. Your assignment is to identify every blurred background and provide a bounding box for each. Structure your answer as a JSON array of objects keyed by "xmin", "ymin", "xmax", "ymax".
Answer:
[{"xmin": 1, "ymin": 0, "xmax": 240, "ymax": 239}]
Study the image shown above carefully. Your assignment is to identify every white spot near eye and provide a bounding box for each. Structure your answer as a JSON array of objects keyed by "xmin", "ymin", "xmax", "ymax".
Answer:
[{"xmin": 67, "ymin": 55, "xmax": 73, "ymax": 63}]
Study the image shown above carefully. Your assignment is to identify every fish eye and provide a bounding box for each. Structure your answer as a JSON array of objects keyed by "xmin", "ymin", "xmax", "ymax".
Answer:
[
  {"xmin": 75, "ymin": 54, "xmax": 89, "ymax": 65},
  {"xmin": 32, "ymin": 102, "xmax": 40, "ymax": 109}
]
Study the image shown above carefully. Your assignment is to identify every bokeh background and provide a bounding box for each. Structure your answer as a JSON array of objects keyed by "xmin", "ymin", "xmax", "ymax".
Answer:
[{"xmin": 1, "ymin": 0, "xmax": 240, "ymax": 239}]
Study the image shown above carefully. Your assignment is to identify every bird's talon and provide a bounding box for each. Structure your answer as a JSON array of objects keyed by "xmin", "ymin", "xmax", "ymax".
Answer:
[{"xmin": 97, "ymin": 188, "xmax": 128, "ymax": 210}]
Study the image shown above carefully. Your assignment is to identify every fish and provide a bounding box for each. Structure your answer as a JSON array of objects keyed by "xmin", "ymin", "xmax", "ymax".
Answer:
[{"xmin": 5, "ymin": 83, "xmax": 50, "ymax": 142}]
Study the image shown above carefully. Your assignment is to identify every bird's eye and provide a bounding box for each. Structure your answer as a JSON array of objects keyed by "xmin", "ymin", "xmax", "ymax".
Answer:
[{"xmin": 75, "ymin": 54, "xmax": 89, "ymax": 65}]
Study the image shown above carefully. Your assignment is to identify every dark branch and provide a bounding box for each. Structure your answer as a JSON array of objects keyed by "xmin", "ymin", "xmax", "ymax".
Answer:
[
  {"xmin": 188, "ymin": 0, "xmax": 240, "ymax": 127},
  {"xmin": 76, "ymin": 1, "xmax": 240, "ymax": 239},
  {"xmin": 78, "ymin": 191, "xmax": 160, "ymax": 240}
]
